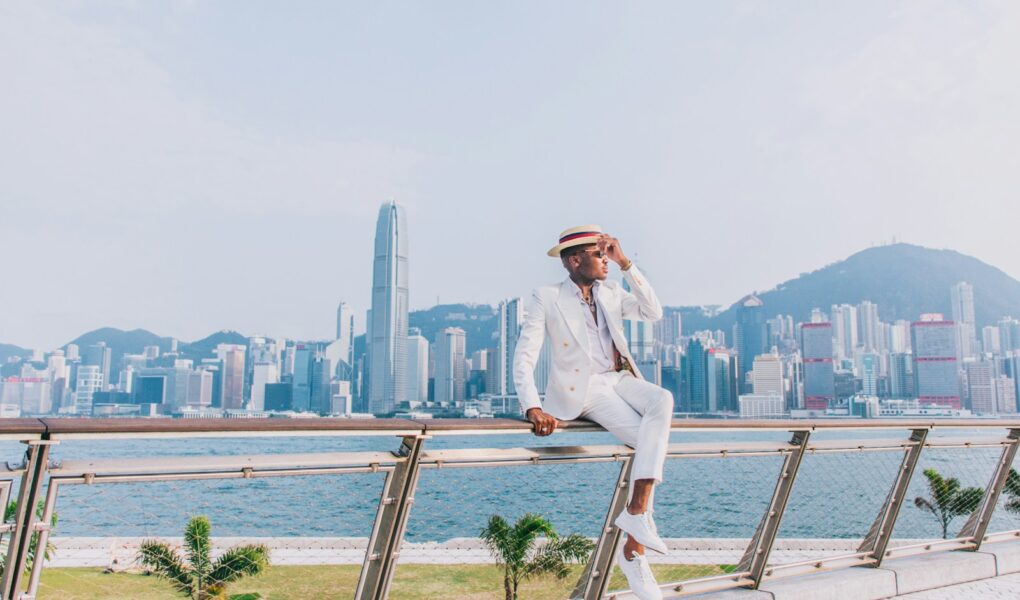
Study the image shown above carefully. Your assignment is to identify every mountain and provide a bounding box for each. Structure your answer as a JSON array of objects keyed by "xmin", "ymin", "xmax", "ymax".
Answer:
[
  {"xmin": 0, "ymin": 342, "xmax": 33, "ymax": 364},
  {"xmin": 703, "ymin": 244, "xmax": 1020, "ymax": 331},
  {"xmin": 64, "ymin": 327, "xmax": 172, "ymax": 359},
  {"xmin": 178, "ymin": 330, "xmax": 248, "ymax": 362},
  {"xmin": 409, "ymin": 303, "xmax": 498, "ymax": 354}
]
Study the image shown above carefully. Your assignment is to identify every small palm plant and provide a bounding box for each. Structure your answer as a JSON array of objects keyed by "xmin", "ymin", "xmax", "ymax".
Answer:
[
  {"xmin": 139, "ymin": 516, "xmax": 269, "ymax": 600},
  {"xmin": 914, "ymin": 468, "xmax": 984, "ymax": 539},
  {"xmin": 1004, "ymin": 468, "xmax": 1020, "ymax": 515},
  {"xmin": 0, "ymin": 500, "xmax": 58, "ymax": 578},
  {"xmin": 480, "ymin": 513, "xmax": 594, "ymax": 600}
]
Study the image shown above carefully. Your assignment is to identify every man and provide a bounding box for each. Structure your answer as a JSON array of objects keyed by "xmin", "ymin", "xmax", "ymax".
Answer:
[{"xmin": 513, "ymin": 224, "xmax": 673, "ymax": 600}]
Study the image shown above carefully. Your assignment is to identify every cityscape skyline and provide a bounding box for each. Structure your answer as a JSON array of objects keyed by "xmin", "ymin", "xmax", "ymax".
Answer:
[{"xmin": 5, "ymin": 3, "xmax": 1020, "ymax": 349}]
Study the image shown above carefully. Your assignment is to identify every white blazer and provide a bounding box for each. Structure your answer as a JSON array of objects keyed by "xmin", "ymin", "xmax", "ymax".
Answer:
[{"xmin": 513, "ymin": 265, "xmax": 663, "ymax": 420}]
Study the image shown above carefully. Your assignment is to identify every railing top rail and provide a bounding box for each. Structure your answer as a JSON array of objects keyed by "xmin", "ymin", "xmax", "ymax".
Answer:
[{"xmin": 0, "ymin": 416, "xmax": 1011, "ymax": 440}]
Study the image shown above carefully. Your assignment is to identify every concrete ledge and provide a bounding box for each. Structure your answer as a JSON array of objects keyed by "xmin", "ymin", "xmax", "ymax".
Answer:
[
  {"xmin": 758, "ymin": 567, "xmax": 896, "ymax": 600},
  {"xmin": 885, "ymin": 550, "xmax": 997, "ymax": 595},
  {"xmin": 681, "ymin": 590, "xmax": 772, "ymax": 600},
  {"xmin": 981, "ymin": 539, "xmax": 1020, "ymax": 574}
]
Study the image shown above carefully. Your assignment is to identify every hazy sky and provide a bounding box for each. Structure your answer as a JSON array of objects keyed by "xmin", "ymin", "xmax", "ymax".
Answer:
[{"xmin": 3, "ymin": 1, "xmax": 1020, "ymax": 351}]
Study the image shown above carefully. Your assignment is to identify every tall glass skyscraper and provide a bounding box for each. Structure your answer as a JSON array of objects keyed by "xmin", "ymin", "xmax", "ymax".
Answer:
[{"xmin": 368, "ymin": 201, "xmax": 409, "ymax": 414}]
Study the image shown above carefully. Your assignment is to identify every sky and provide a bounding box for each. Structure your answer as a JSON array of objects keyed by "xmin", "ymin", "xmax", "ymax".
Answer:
[{"xmin": 2, "ymin": 1, "xmax": 1020, "ymax": 351}]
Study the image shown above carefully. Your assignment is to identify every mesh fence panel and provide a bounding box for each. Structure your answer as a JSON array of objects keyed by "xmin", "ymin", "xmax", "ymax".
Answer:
[{"xmin": 35, "ymin": 471, "xmax": 386, "ymax": 600}]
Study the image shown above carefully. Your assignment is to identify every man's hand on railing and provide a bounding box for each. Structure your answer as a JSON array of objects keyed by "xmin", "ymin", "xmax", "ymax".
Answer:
[{"xmin": 526, "ymin": 407, "xmax": 559, "ymax": 437}]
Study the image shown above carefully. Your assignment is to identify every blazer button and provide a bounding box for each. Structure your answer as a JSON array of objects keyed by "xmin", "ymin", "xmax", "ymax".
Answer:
[
  {"xmin": 563, "ymin": 341, "xmax": 569, "ymax": 347},
  {"xmin": 569, "ymin": 386, "xmax": 575, "ymax": 391},
  {"xmin": 574, "ymin": 368, "xmax": 580, "ymax": 373}
]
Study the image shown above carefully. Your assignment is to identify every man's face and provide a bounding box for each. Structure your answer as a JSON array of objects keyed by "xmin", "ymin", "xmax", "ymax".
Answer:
[{"xmin": 566, "ymin": 244, "xmax": 610, "ymax": 280}]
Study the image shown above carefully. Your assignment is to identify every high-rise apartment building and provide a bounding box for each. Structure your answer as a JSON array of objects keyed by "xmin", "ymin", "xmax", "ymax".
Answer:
[
  {"xmin": 368, "ymin": 201, "xmax": 409, "ymax": 414},
  {"xmin": 800, "ymin": 323, "xmax": 835, "ymax": 410},
  {"xmin": 999, "ymin": 318, "xmax": 1020, "ymax": 354},
  {"xmin": 966, "ymin": 361, "xmax": 996, "ymax": 414},
  {"xmin": 831, "ymin": 304, "xmax": 859, "ymax": 361},
  {"xmin": 995, "ymin": 376, "xmax": 1017, "ymax": 413},
  {"xmin": 911, "ymin": 318, "xmax": 960, "ymax": 409},
  {"xmin": 857, "ymin": 301, "xmax": 882, "ymax": 352},
  {"xmin": 498, "ymin": 298, "xmax": 524, "ymax": 396},
  {"xmin": 983, "ymin": 326, "xmax": 1002, "ymax": 355},
  {"xmin": 434, "ymin": 327, "xmax": 466, "ymax": 406},
  {"xmin": 951, "ymin": 282, "xmax": 978, "ymax": 360}
]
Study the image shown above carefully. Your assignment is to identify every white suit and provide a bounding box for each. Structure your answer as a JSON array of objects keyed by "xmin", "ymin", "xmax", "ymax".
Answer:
[{"xmin": 513, "ymin": 265, "xmax": 674, "ymax": 482}]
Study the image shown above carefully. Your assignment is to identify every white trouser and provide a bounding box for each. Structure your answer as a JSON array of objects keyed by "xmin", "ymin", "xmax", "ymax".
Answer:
[{"xmin": 579, "ymin": 371, "xmax": 673, "ymax": 484}]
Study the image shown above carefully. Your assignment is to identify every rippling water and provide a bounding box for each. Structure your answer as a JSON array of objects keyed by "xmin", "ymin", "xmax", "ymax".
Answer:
[{"xmin": 2, "ymin": 428, "xmax": 1017, "ymax": 543}]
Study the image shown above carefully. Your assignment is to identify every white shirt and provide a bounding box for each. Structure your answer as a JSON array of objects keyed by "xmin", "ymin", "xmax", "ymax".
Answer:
[{"xmin": 574, "ymin": 280, "xmax": 616, "ymax": 373}]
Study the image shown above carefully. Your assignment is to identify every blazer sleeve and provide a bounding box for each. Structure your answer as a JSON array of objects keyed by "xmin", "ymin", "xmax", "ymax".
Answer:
[
  {"xmin": 513, "ymin": 289, "xmax": 546, "ymax": 413},
  {"xmin": 620, "ymin": 264, "xmax": 663, "ymax": 321}
]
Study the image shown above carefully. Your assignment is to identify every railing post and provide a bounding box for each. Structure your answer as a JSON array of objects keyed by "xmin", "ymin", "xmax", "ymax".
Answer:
[
  {"xmin": 24, "ymin": 479, "xmax": 60, "ymax": 599},
  {"xmin": 858, "ymin": 427, "xmax": 928, "ymax": 566},
  {"xmin": 570, "ymin": 455, "xmax": 634, "ymax": 600},
  {"xmin": 355, "ymin": 434, "xmax": 426, "ymax": 600},
  {"xmin": 1, "ymin": 439, "xmax": 53, "ymax": 600},
  {"xmin": 958, "ymin": 427, "xmax": 1020, "ymax": 550},
  {"xmin": 737, "ymin": 429, "xmax": 810, "ymax": 589}
]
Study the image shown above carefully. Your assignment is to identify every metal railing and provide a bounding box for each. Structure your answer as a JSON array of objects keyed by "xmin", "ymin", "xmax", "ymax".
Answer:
[{"xmin": 0, "ymin": 417, "xmax": 1018, "ymax": 599}]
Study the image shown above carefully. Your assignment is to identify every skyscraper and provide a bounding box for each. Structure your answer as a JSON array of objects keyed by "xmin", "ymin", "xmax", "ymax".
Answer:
[
  {"xmin": 333, "ymin": 301, "xmax": 356, "ymax": 379},
  {"xmin": 966, "ymin": 361, "xmax": 996, "ymax": 414},
  {"xmin": 434, "ymin": 327, "xmax": 466, "ymax": 406},
  {"xmin": 857, "ymin": 301, "xmax": 881, "ymax": 352},
  {"xmin": 215, "ymin": 344, "xmax": 246, "ymax": 410},
  {"xmin": 800, "ymin": 323, "xmax": 835, "ymax": 410},
  {"xmin": 683, "ymin": 337, "xmax": 709, "ymax": 413},
  {"xmin": 406, "ymin": 328, "xmax": 429, "ymax": 407},
  {"xmin": 368, "ymin": 201, "xmax": 409, "ymax": 414},
  {"xmin": 951, "ymin": 282, "xmax": 978, "ymax": 360},
  {"xmin": 911, "ymin": 318, "xmax": 960, "ymax": 409},
  {"xmin": 734, "ymin": 294, "xmax": 765, "ymax": 391},
  {"xmin": 752, "ymin": 351, "xmax": 784, "ymax": 396},
  {"xmin": 498, "ymin": 298, "xmax": 524, "ymax": 396},
  {"xmin": 830, "ymin": 304, "xmax": 859, "ymax": 360},
  {"xmin": 84, "ymin": 342, "xmax": 112, "ymax": 392}
]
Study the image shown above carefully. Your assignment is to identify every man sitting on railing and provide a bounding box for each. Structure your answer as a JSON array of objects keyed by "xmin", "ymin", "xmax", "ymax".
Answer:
[{"xmin": 513, "ymin": 225, "xmax": 673, "ymax": 600}]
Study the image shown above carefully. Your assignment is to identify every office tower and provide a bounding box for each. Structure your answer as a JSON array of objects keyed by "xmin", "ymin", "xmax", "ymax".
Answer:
[
  {"xmin": 831, "ymin": 304, "xmax": 859, "ymax": 361},
  {"xmin": 683, "ymin": 337, "xmax": 709, "ymax": 413},
  {"xmin": 434, "ymin": 327, "xmax": 466, "ymax": 406},
  {"xmin": 368, "ymin": 201, "xmax": 409, "ymax": 414},
  {"xmin": 623, "ymin": 279, "xmax": 655, "ymax": 361},
  {"xmin": 291, "ymin": 344, "xmax": 314, "ymax": 412},
  {"xmin": 310, "ymin": 356, "xmax": 333, "ymax": 414},
  {"xmin": 950, "ymin": 282, "xmax": 978, "ymax": 360},
  {"xmin": 859, "ymin": 353, "xmax": 879, "ymax": 396},
  {"xmin": 406, "ymin": 329, "xmax": 429, "ymax": 407},
  {"xmin": 186, "ymin": 369, "xmax": 214, "ymax": 407},
  {"xmin": 498, "ymin": 298, "xmax": 524, "ymax": 396},
  {"xmin": 752, "ymin": 351, "xmax": 784, "ymax": 396},
  {"xmin": 250, "ymin": 363, "xmax": 279, "ymax": 411},
  {"xmin": 84, "ymin": 342, "xmax": 112, "ymax": 392},
  {"xmin": 911, "ymin": 318, "xmax": 960, "ymax": 409},
  {"xmin": 739, "ymin": 394, "xmax": 785, "ymax": 419},
  {"xmin": 734, "ymin": 294, "xmax": 765, "ymax": 390},
  {"xmin": 198, "ymin": 359, "xmax": 223, "ymax": 408},
  {"xmin": 995, "ymin": 376, "xmax": 1017, "ymax": 413},
  {"xmin": 983, "ymin": 326, "xmax": 1002, "ymax": 355},
  {"xmin": 247, "ymin": 336, "xmax": 280, "ymax": 401},
  {"xmin": 264, "ymin": 383, "xmax": 293, "ymax": 412},
  {"xmin": 857, "ymin": 301, "xmax": 881, "ymax": 352},
  {"xmin": 706, "ymin": 348, "xmax": 735, "ymax": 412},
  {"xmin": 215, "ymin": 344, "xmax": 246, "ymax": 410},
  {"xmin": 74, "ymin": 365, "xmax": 103, "ymax": 414},
  {"xmin": 661, "ymin": 366, "xmax": 682, "ymax": 412},
  {"xmin": 800, "ymin": 323, "xmax": 835, "ymax": 410},
  {"xmin": 966, "ymin": 361, "xmax": 996, "ymax": 414},
  {"xmin": 330, "ymin": 302, "xmax": 356, "ymax": 380},
  {"xmin": 468, "ymin": 349, "xmax": 489, "ymax": 398}
]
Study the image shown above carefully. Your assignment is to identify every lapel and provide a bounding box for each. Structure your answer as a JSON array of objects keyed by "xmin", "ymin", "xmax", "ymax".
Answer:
[
  {"xmin": 598, "ymin": 285, "xmax": 630, "ymax": 357},
  {"xmin": 556, "ymin": 278, "xmax": 588, "ymax": 350}
]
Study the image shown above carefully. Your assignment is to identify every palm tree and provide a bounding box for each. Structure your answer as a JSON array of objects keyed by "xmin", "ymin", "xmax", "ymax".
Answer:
[
  {"xmin": 139, "ymin": 516, "xmax": 269, "ymax": 600},
  {"xmin": 480, "ymin": 513, "xmax": 594, "ymax": 600},
  {"xmin": 1004, "ymin": 468, "xmax": 1020, "ymax": 515},
  {"xmin": 0, "ymin": 500, "xmax": 58, "ymax": 579},
  {"xmin": 914, "ymin": 468, "xmax": 984, "ymax": 539}
]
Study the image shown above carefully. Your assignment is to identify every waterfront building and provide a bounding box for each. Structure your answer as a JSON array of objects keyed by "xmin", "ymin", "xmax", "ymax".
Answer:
[
  {"xmin": 84, "ymin": 342, "xmax": 112, "ymax": 392},
  {"xmin": 250, "ymin": 363, "xmax": 278, "ymax": 411},
  {"xmin": 734, "ymin": 294, "xmax": 766, "ymax": 391},
  {"xmin": 498, "ymin": 298, "xmax": 524, "ymax": 396},
  {"xmin": 995, "ymin": 375, "xmax": 1017, "ymax": 413},
  {"xmin": 683, "ymin": 337, "xmax": 709, "ymax": 413},
  {"xmin": 950, "ymin": 282, "xmax": 978, "ymax": 360},
  {"xmin": 706, "ymin": 348, "xmax": 736, "ymax": 412},
  {"xmin": 801, "ymin": 323, "xmax": 835, "ymax": 410},
  {"xmin": 291, "ymin": 344, "xmax": 315, "ymax": 412},
  {"xmin": 368, "ymin": 201, "xmax": 409, "ymax": 414},
  {"xmin": 264, "ymin": 382, "xmax": 293, "ymax": 412},
  {"xmin": 434, "ymin": 327, "xmax": 466, "ymax": 406},
  {"xmin": 751, "ymin": 351, "xmax": 784, "ymax": 396},
  {"xmin": 739, "ymin": 393, "xmax": 785, "ymax": 419},
  {"xmin": 911, "ymin": 317, "xmax": 960, "ymax": 409},
  {"xmin": 215, "ymin": 344, "xmax": 246, "ymax": 410},
  {"xmin": 74, "ymin": 365, "xmax": 103, "ymax": 414},
  {"xmin": 310, "ymin": 356, "xmax": 333, "ymax": 414},
  {"xmin": 186, "ymin": 369, "xmax": 214, "ymax": 407},
  {"xmin": 406, "ymin": 329, "xmax": 429, "ymax": 408},
  {"xmin": 966, "ymin": 361, "xmax": 996, "ymax": 414}
]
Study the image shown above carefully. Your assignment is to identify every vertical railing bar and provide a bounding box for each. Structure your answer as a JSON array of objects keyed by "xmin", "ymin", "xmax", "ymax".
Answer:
[
  {"xmin": 858, "ymin": 427, "xmax": 928, "ymax": 566},
  {"xmin": 571, "ymin": 455, "xmax": 634, "ymax": 600},
  {"xmin": 24, "ymin": 480, "xmax": 60, "ymax": 599},
  {"xmin": 0, "ymin": 481, "xmax": 13, "ymax": 554},
  {"xmin": 354, "ymin": 434, "xmax": 427, "ymax": 600},
  {"xmin": 958, "ymin": 427, "xmax": 1020, "ymax": 550},
  {"xmin": 736, "ymin": 430, "xmax": 811, "ymax": 589},
  {"xmin": 1, "ymin": 439, "xmax": 52, "ymax": 600},
  {"xmin": 354, "ymin": 470, "xmax": 396, "ymax": 599}
]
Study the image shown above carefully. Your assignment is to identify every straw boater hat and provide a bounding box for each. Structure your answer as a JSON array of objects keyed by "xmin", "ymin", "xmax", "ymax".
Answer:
[{"xmin": 546, "ymin": 224, "xmax": 603, "ymax": 257}]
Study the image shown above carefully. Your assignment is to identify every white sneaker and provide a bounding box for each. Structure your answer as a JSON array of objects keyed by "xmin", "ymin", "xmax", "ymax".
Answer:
[
  {"xmin": 614, "ymin": 510, "xmax": 668, "ymax": 554},
  {"xmin": 615, "ymin": 544, "xmax": 663, "ymax": 600}
]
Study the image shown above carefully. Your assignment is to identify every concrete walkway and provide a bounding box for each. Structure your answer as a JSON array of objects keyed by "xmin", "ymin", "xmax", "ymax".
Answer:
[{"xmin": 895, "ymin": 571, "xmax": 1020, "ymax": 598}]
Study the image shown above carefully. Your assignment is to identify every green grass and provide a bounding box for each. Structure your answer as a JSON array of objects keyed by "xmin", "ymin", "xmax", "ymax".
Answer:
[{"xmin": 37, "ymin": 563, "xmax": 731, "ymax": 599}]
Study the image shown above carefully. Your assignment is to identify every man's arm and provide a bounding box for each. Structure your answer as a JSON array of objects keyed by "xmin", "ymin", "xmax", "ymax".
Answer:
[
  {"xmin": 599, "ymin": 234, "xmax": 662, "ymax": 322},
  {"xmin": 512, "ymin": 290, "xmax": 558, "ymax": 436}
]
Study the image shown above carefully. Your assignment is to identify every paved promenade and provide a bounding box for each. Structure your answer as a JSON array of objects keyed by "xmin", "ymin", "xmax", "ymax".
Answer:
[{"xmin": 896, "ymin": 572, "xmax": 1020, "ymax": 599}]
